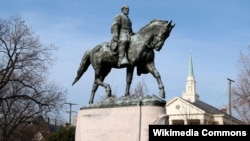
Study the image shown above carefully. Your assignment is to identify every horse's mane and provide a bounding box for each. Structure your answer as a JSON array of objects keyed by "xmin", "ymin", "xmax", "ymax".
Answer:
[{"xmin": 137, "ymin": 19, "xmax": 168, "ymax": 33}]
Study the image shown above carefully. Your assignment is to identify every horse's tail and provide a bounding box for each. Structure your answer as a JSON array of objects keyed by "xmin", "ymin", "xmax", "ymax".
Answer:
[{"xmin": 72, "ymin": 49, "xmax": 91, "ymax": 86}]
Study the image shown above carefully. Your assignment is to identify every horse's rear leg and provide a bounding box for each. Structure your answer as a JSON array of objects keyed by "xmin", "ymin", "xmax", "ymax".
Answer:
[
  {"xmin": 89, "ymin": 78, "xmax": 111, "ymax": 104},
  {"xmin": 95, "ymin": 78, "xmax": 111, "ymax": 96},
  {"xmin": 89, "ymin": 83, "xmax": 98, "ymax": 104},
  {"xmin": 89, "ymin": 67, "xmax": 112, "ymax": 104}
]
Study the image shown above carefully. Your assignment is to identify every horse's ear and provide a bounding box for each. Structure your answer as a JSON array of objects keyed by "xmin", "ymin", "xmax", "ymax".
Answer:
[
  {"xmin": 169, "ymin": 20, "xmax": 175, "ymax": 28},
  {"xmin": 172, "ymin": 23, "xmax": 175, "ymax": 28},
  {"xmin": 167, "ymin": 20, "xmax": 175, "ymax": 28},
  {"xmin": 168, "ymin": 20, "xmax": 172, "ymax": 25}
]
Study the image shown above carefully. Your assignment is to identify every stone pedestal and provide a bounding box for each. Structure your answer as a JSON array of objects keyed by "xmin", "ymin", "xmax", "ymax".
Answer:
[{"xmin": 75, "ymin": 95, "xmax": 167, "ymax": 141}]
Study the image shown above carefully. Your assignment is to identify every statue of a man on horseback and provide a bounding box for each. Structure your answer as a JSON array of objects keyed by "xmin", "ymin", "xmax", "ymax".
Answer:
[
  {"xmin": 72, "ymin": 5, "xmax": 175, "ymax": 104},
  {"xmin": 111, "ymin": 5, "xmax": 134, "ymax": 67}
]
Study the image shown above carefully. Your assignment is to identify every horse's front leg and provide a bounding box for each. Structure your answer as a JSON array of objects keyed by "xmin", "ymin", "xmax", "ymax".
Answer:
[
  {"xmin": 125, "ymin": 66, "xmax": 135, "ymax": 96},
  {"xmin": 146, "ymin": 63, "xmax": 165, "ymax": 98}
]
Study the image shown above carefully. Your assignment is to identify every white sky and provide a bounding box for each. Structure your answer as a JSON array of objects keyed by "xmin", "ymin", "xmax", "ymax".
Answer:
[{"xmin": 1, "ymin": 0, "xmax": 250, "ymax": 121}]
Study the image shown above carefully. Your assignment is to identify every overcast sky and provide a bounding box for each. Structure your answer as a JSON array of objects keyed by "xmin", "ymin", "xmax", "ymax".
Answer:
[{"xmin": 1, "ymin": 0, "xmax": 250, "ymax": 121}]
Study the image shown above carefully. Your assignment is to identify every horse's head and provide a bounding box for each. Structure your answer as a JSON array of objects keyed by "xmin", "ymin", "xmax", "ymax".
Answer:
[{"xmin": 139, "ymin": 19, "xmax": 175, "ymax": 51}]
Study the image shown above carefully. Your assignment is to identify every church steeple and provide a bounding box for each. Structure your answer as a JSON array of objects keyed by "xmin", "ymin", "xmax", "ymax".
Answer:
[
  {"xmin": 188, "ymin": 53, "xmax": 194, "ymax": 78},
  {"xmin": 182, "ymin": 51, "xmax": 199, "ymax": 102}
]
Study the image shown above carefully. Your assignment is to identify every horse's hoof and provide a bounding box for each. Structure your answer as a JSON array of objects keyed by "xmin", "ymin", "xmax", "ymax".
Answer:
[
  {"xmin": 125, "ymin": 94, "xmax": 130, "ymax": 97},
  {"xmin": 107, "ymin": 92, "xmax": 112, "ymax": 97},
  {"xmin": 106, "ymin": 89, "xmax": 112, "ymax": 97}
]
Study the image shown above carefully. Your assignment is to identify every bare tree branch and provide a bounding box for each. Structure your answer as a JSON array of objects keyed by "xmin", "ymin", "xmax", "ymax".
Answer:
[
  {"xmin": 233, "ymin": 45, "xmax": 250, "ymax": 124},
  {"xmin": 0, "ymin": 15, "xmax": 67, "ymax": 141}
]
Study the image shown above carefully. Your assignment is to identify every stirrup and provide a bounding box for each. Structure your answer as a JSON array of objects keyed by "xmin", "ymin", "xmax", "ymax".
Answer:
[{"xmin": 118, "ymin": 58, "xmax": 129, "ymax": 66}]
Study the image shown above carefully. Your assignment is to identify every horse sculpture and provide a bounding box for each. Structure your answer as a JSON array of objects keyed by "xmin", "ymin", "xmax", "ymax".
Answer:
[{"xmin": 72, "ymin": 19, "xmax": 175, "ymax": 104}]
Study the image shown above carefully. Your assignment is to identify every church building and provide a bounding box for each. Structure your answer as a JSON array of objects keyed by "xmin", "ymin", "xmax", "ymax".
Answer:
[{"xmin": 166, "ymin": 53, "xmax": 243, "ymax": 125}]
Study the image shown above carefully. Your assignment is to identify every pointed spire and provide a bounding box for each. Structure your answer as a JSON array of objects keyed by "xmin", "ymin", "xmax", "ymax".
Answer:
[
  {"xmin": 182, "ymin": 49, "xmax": 199, "ymax": 102},
  {"xmin": 188, "ymin": 49, "xmax": 194, "ymax": 78}
]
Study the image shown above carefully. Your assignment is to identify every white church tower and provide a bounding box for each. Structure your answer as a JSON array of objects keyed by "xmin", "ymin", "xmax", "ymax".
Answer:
[
  {"xmin": 182, "ymin": 52, "xmax": 199, "ymax": 102},
  {"xmin": 166, "ymin": 51, "xmax": 243, "ymax": 125}
]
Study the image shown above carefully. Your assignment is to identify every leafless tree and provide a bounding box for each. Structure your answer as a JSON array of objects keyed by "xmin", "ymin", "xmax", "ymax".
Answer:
[
  {"xmin": 133, "ymin": 82, "xmax": 147, "ymax": 96},
  {"xmin": 232, "ymin": 45, "xmax": 250, "ymax": 124},
  {"xmin": 131, "ymin": 79, "xmax": 148, "ymax": 97},
  {"xmin": 0, "ymin": 15, "xmax": 67, "ymax": 141}
]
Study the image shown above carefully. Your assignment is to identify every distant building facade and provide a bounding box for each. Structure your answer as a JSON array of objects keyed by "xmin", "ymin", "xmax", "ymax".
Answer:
[{"xmin": 166, "ymin": 53, "xmax": 243, "ymax": 125}]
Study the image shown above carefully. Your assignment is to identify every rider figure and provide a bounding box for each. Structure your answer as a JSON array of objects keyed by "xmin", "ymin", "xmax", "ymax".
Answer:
[{"xmin": 111, "ymin": 5, "xmax": 134, "ymax": 67}]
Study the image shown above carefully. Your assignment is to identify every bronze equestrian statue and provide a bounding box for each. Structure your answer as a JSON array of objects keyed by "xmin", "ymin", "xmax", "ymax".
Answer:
[{"xmin": 72, "ymin": 19, "xmax": 175, "ymax": 104}]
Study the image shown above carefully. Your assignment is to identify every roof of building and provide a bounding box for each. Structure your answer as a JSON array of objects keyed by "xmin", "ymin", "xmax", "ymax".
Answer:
[
  {"xmin": 187, "ymin": 98, "xmax": 224, "ymax": 115},
  {"xmin": 179, "ymin": 97, "xmax": 243, "ymax": 123}
]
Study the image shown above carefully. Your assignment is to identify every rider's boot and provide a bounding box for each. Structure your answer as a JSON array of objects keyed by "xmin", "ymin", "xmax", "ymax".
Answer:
[{"xmin": 118, "ymin": 43, "xmax": 129, "ymax": 67}]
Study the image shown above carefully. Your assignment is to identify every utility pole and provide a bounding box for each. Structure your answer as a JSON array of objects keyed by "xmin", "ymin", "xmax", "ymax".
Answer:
[
  {"xmin": 227, "ymin": 78, "xmax": 235, "ymax": 125},
  {"xmin": 64, "ymin": 102, "xmax": 78, "ymax": 126}
]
